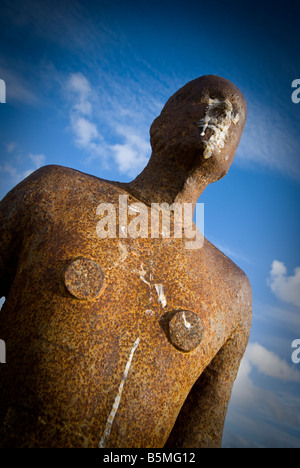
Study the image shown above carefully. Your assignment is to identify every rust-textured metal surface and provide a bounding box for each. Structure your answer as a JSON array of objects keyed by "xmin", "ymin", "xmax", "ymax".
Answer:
[{"xmin": 0, "ymin": 75, "xmax": 252, "ymax": 448}]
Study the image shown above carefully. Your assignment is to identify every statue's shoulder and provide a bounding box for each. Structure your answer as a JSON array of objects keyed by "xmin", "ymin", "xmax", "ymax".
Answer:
[
  {"xmin": 0, "ymin": 165, "xmax": 121, "ymax": 225},
  {"xmin": 5, "ymin": 164, "xmax": 119, "ymax": 203},
  {"xmin": 197, "ymin": 237, "xmax": 252, "ymax": 307},
  {"xmin": 20, "ymin": 164, "xmax": 111, "ymax": 191}
]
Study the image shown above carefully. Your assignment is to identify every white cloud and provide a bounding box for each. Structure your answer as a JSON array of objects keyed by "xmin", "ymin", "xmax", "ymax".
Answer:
[
  {"xmin": 268, "ymin": 260, "xmax": 300, "ymax": 308},
  {"xmin": 71, "ymin": 116, "xmax": 100, "ymax": 147},
  {"xmin": 110, "ymin": 127, "xmax": 150, "ymax": 177},
  {"xmin": 66, "ymin": 73, "xmax": 92, "ymax": 117},
  {"xmin": 64, "ymin": 72, "xmax": 152, "ymax": 178},
  {"xmin": 64, "ymin": 73, "xmax": 106, "ymax": 163},
  {"xmin": 231, "ymin": 357, "xmax": 258, "ymax": 406},
  {"xmin": 246, "ymin": 342, "xmax": 300, "ymax": 382},
  {"xmin": 271, "ymin": 260, "xmax": 287, "ymax": 276},
  {"xmin": 67, "ymin": 73, "xmax": 91, "ymax": 96}
]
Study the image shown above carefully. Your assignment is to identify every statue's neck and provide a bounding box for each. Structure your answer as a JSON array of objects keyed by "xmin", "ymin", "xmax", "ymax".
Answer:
[{"xmin": 121, "ymin": 151, "xmax": 207, "ymax": 208}]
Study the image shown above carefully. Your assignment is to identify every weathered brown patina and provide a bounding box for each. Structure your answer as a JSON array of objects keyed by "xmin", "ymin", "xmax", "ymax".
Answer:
[{"xmin": 0, "ymin": 75, "xmax": 252, "ymax": 448}]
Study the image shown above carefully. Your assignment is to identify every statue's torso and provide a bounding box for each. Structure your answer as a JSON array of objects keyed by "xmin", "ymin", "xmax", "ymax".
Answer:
[{"xmin": 0, "ymin": 166, "xmax": 249, "ymax": 448}]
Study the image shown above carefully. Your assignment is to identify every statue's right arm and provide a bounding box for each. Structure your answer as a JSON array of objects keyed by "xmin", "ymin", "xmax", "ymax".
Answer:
[
  {"xmin": 0, "ymin": 165, "xmax": 60, "ymax": 299},
  {"xmin": 0, "ymin": 175, "xmax": 35, "ymax": 299}
]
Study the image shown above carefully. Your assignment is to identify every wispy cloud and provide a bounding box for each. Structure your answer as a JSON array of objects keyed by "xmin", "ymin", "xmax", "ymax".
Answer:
[
  {"xmin": 1, "ymin": 0, "xmax": 116, "ymax": 57},
  {"xmin": 2, "ymin": 1, "xmax": 300, "ymax": 183},
  {"xmin": 67, "ymin": 73, "xmax": 93, "ymax": 116},
  {"xmin": 236, "ymin": 96, "xmax": 300, "ymax": 181},
  {"xmin": 28, "ymin": 153, "xmax": 46, "ymax": 169},
  {"xmin": 64, "ymin": 72, "xmax": 154, "ymax": 178},
  {"xmin": 254, "ymin": 300, "xmax": 300, "ymax": 335},
  {"xmin": 224, "ymin": 407, "xmax": 300, "ymax": 448},
  {"xmin": 0, "ymin": 144, "xmax": 46, "ymax": 194},
  {"xmin": 64, "ymin": 72, "xmax": 107, "ymax": 163},
  {"xmin": 71, "ymin": 116, "xmax": 101, "ymax": 148},
  {"xmin": 0, "ymin": 64, "xmax": 38, "ymax": 105}
]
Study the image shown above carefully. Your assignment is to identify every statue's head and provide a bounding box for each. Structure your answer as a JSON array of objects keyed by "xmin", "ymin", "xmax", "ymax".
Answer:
[{"xmin": 149, "ymin": 75, "xmax": 247, "ymax": 184}]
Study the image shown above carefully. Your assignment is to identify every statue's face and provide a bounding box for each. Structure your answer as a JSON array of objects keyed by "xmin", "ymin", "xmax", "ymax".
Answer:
[{"xmin": 150, "ymin": 75, "xmax": 247, "ymax": 183}]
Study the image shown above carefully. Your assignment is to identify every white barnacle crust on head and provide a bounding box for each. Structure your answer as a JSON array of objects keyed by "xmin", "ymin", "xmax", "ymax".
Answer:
[{"xmin": 198, "ymin": 98, "xmax": 239, "ymax": 159}]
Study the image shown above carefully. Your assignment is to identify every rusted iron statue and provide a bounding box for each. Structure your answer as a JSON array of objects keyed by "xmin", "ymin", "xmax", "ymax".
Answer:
[{"xmin": 0, "ymin": 75, "xmax": 252, "ymax": 448}]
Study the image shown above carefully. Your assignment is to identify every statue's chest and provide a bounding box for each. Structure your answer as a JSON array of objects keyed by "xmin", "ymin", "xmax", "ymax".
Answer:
[{"xmin": 24, "ymin": 204, "xmax": 237, "ymax": 360}]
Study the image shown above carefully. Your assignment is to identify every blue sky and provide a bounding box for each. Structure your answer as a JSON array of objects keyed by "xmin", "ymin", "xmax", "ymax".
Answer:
[{"xmin": 0, "ymin": 0, "xmax": 300, "ymax": 448}]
